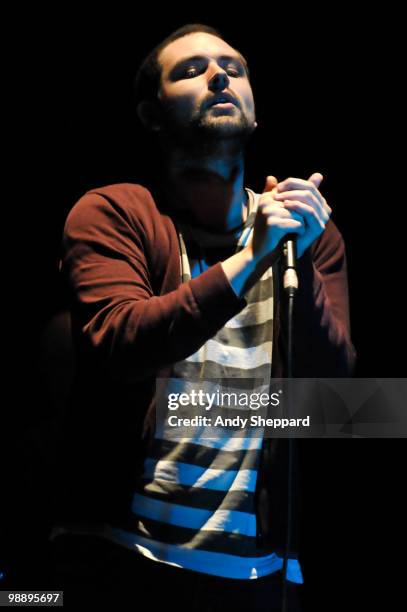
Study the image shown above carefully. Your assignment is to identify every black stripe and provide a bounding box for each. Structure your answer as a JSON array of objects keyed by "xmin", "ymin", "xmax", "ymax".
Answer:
[
  {"xmin": 246, "ymin": 211, "xmax": 256, "ymax": 225},
  {"xmin": 112, "ymin": 515, "xmax": 267, "ymax": 557},
  {"xmin": 171, "ymin": 361, "xmax": 272, "ymax": 383},
  {"xmin": 148, "ymin": 438, "xmax": 261, "ymax": 470},
  {"xmin": 140, "ymin": 480, "xmax": 255, "ymax": 513},
  {"xmin": 244, "ymin": 276, "xmax": 273, "ymax": 303},
  {"xmin": 214, "ymin": 320, "xmax": 272, "ymax": 349}
]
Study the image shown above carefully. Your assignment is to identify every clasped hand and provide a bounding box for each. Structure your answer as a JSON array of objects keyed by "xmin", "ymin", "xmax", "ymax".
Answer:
[{"xmin": 251, "ymin": 172, "xmax": 332, "ymax": 262}]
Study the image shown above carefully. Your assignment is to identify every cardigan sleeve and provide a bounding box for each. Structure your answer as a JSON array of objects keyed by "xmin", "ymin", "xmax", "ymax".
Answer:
[
  {"xmin": 62, "ymin": 191, "xmax": 247, "ymax": 383},
  {"xmin": 280, "ymin": 219, "xmax": 356, "ymax": 377}
]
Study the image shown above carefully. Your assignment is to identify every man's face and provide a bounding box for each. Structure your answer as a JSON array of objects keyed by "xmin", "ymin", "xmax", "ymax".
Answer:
[{"xmin": 156, "ymin": 32, "xmax": 256, "ymax": 145}]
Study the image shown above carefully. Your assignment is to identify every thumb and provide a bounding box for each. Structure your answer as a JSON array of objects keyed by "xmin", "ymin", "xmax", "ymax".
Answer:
[
  {"xmin": 263, "ymin": 175, "xmax": 278, "ymax": 193},
  {"xmin": 308, "ymin": 172, "xmax": 324, "ymax": 189}
]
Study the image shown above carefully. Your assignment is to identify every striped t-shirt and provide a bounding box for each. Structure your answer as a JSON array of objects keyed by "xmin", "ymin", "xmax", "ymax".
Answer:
[
  {"xmin": 50, "ymin": 188, "xmax": 302, "ymax": 583},
  {"xmin": 99, "ymin": 189, "xmax": 302, "ymax": 582}
]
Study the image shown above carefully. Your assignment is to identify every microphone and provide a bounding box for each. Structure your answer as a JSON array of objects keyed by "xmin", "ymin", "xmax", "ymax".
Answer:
[{"xmin": 282, "ymin": 234, "xmax": 298, "ymax": 296}]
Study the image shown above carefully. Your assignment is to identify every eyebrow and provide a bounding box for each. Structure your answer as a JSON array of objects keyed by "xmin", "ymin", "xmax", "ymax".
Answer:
[{"xmin": 168, "ymin": 54, "xmax": 247, "ymax": 79}]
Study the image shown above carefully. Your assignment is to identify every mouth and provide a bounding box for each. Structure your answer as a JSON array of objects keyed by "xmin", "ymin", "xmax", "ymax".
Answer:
[
  {"xmin": 211, "ymin": 102, "xmax": 235, "ymax": 109},
  {"xmin": 206, "ymin": 93, "xmax": 239, "ymax": 109}
]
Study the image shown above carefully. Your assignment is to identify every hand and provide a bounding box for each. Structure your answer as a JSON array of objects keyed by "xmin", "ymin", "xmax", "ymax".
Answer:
[
  {"xmin": 249, "ymin": 175, "xmax": 307, "ymax": 265},
  {"xmin": 273, "ymin": 173, "xmax": 332, "ymax": 257}
]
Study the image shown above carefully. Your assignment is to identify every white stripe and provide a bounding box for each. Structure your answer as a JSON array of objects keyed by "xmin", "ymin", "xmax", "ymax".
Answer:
[
  {"xmin": 181, "ymin": 253, "xmax": 190, "ymax": 271},
  {"xmin": 224, "ymin": 297, "xmax": 274, "ymax": 328},
  {"xmin": 186, "ymin": 339, "xmax": 273, "ymax": 369},
  {"xmin": 248, "ymin": 189, "xmax": 261, "ymax": 213},
  {"xmin": 131, "ymin": 494, "xmax": 256, "ymax": 536},
  {"xmin": 161, "ymin": 378, "xmax": 270, "ymax": 400},
  {"xmin": 201, "ymin": 509, "xmax": 256, "ymax": 535}
]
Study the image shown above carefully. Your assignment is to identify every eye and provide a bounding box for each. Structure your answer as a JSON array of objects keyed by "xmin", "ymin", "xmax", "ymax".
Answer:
[
  {"xmin": 185, "ymin": 66, "xmax": 198, "ymax": 78},
  {"xmin": 226, "ymin": 66, "xmax": 240, "ymax": 77}
]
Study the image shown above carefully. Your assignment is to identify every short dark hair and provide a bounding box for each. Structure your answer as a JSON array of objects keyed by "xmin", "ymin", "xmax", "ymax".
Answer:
[{"xmin": 134, "ymin": 24, "xmax": 249, "ymax": 107}]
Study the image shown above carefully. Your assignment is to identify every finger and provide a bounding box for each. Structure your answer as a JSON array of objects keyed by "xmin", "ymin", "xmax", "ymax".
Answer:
[
  {"xmin": 283, "ymin": 210, "xmax": 304, "ymax": 226},
  {"xmin": 261, "ymin": 206, "xmax": 306, "ymax": 229},
  {"xmin": 321, "ymin": 196, "xmax": 332, "ymax": 216},
  {"xmin": 277, "ymin": 176, "xmax": 320, "ymax": 193},
  {"xmin": 274, "ymin": 189, "xmax": 331, "ymax": 221},
  {"xmin": 308, "ymin": 172, "xmax": 324, "ymax": 189},
  {"xmin": 277, "ymin": 177, "xmax": 323, "ymax": 204},
  {"xmin": 257, "ymin": 196, "xmax": 285, "ymax": 213},
  {"xmin": 274, "ymin": 189, "xmax": 320, "ymax": 204},
  {"xmin": 263, "ymin": 207, "xmax": 305, "ymax": 224},
  {"xmin": 283, "ymin": 200, "xmax": 327, "ymax": 230},
  {"xmin": 259, "ymin": 202, "xmax": 295, "ymax": 217},
  {"xmin": 262, "ymin": 175, "xmax": 278, "ymax": 193},
  {"xmin": 274, "ymin": 189, "xmax": 327, "ymax": 218},
  {"xmin": 266, "ymin": 218, "xmax": 306, "ymax": 234}
]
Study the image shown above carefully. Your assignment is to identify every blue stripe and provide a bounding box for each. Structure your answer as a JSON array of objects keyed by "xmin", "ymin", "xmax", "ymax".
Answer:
[
  {"xmin": 103, "ymin": 526, "xmax": 304, "ymax": 583},
  {"xmin": 132, "ymin": 494, "xmax": 257, "ymax": 536},
  {"xmin": 143, "ymin": 458, "xmax": 258, "ymax": 492},
  {"xmin": 155, "ymin": 433, "xmax": 263, "ymax": 452}
]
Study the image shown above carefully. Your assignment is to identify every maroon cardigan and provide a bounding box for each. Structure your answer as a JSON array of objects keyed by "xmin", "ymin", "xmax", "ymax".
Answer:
[{"xmin": 55, "ymin": 182, "xmax": 356, "ymax": 555}]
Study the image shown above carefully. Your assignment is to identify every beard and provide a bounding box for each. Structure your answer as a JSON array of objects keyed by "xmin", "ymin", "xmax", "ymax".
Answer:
[{"xmin": 159, "ymin": 103, "xmax": 256, "ymax": 156}]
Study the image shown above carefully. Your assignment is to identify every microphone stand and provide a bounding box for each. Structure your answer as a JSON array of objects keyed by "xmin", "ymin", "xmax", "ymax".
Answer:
[{"xmin": 280, "ymin": 236, "xmax": 298, "ymax": 612}]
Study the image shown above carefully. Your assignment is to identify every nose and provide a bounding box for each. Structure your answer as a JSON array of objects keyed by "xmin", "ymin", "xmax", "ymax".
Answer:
[{"xmin": 208, "ymin": 63, "xmax": 230, "ymax": 92}]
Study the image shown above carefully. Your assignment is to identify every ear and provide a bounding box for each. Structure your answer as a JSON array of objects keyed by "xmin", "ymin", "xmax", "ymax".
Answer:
[{"xmin": 137, "ymin": 100, "xmax": 162, "ymax": 132}]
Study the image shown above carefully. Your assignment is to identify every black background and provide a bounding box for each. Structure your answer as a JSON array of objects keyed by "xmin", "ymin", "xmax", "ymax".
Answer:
[{"xmin": 5, "ymin": 6, "xmax": 405, "ymax": 611}]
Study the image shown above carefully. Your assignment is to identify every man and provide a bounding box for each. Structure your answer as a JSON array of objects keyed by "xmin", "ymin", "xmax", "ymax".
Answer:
[{"xmin": 50, "ymin": 24, "xmax": 356, "ymax": 611}]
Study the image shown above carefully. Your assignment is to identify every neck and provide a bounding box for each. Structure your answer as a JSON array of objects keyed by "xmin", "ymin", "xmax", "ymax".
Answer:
[{"xmin": 160, "ymin": 140, "xmax": 248, "ymax": 232}]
